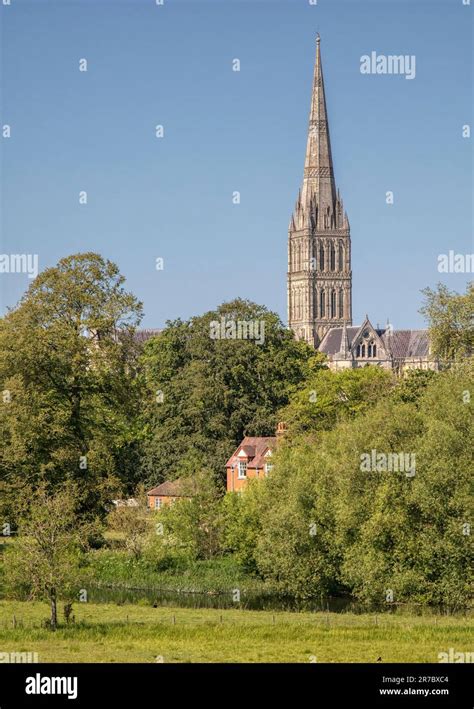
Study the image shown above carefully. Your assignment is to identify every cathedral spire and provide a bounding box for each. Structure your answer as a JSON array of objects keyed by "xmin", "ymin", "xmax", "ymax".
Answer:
[
  {"xmin": 287, "ymin": 36, "xmax": 352, "ymax": 348},
  {"xmin": 301, "ymin": 34, "xmax": 336, "ymax": 213}
]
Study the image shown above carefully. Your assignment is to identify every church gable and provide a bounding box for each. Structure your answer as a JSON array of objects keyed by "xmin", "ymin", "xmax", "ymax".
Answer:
[{"xmin": 350, "ymin": 317, "xmax": 387, "ymax": 360}]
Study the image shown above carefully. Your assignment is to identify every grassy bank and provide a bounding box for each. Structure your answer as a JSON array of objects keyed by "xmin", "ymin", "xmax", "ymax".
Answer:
[
  {"xmin": 0, "ymin": 600, "xmax": 471, "ymax": 663},
  {"xmin": 85, "ymin": 550, "xmax": 276, "ymax": 594}
]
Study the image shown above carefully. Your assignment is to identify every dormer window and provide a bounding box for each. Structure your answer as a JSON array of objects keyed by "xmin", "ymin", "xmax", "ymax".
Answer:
[{"xmin": 238, "ymin": 461, "xmax": 247, "ymax": 479}]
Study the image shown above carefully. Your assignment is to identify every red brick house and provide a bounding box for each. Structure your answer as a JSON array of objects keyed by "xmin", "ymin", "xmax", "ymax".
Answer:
[
  {"xmin": 225, "ymin": 428, "xmax": 284, "ymax": 492},
  {"xmin": 147, "ymin": 479, "xmax": 191, "ymax": 510}
]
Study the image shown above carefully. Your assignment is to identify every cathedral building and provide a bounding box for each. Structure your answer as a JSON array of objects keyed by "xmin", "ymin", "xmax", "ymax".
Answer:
[{"xmin": 288, "ymin": 37, "xmax": 438, "ymax": 372}]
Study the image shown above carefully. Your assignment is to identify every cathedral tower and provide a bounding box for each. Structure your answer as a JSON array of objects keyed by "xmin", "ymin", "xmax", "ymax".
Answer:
[{"xmin": 287, "ymin": 36, "xmax": 352, "ymax": 347}]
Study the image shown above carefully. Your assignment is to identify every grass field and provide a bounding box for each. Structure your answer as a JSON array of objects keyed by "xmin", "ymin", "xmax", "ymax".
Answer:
[{"xmin": 0, "ymin": 600, "xmax": 472, "ymax": 663}]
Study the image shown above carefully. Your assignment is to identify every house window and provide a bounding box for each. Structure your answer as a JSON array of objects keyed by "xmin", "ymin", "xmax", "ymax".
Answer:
[
  {"xmin": 238, "ymin": 461, "xmax": 247, "ymax": 479},
  {"xmin": 154, "ymin": 498, "xmax": 162, "ymax": 510},
  {"xmin": 264, "ymin": 463, "xmax": 274, "ymax": 476}
]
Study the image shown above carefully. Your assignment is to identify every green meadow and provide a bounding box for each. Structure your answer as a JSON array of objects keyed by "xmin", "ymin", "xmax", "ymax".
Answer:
[{"xmin": 0, "ymin": 601, "xmax": 471, "ymax": 663}]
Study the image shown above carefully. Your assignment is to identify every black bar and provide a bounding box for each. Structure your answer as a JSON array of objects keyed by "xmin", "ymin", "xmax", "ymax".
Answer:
[{"xmin": 0, "ymin": 663, "xmax": 471, "ymax": 708}]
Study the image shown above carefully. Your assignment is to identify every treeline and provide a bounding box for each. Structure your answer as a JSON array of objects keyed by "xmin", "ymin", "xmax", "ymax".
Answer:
[
  {"xmin": 137, "ymin": 364, "xmax": 472, "ymax": 608},
  {"xmin": 0, "ymin": 253, "xmax": 314, "ymax": 517},
  {"xmin": 0, "ymin": 253, "xmax": 472, "ymax": 613}
]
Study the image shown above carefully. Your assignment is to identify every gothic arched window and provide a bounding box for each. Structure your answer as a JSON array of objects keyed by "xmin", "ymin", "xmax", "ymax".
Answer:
[
  {"xmin": 330, "ymin": 243, "xmax": 336, "ymax": 271},
  {"xmin": 339, "ymin": 242, "xmax": 344, "ymax": 271},
  {"xmin": 338, "ymin": 290, "xmax": 344, "ymax": 319},
  {"xmin": 319, "ymin": 243, "xmax": 324, "ymax": 271},
  {"xmin": 331, "ymin": 290, "xmax": 336, "ymax": 318},
  {"xmin": 320, "ymin": 290, "xmax": 325, "ymax": 318}
]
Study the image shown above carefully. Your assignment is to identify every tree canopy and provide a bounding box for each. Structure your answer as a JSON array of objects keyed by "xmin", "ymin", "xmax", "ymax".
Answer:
[
  {"xmin": 139, "ymin": 298, "xmax": 317, "ymax": 485},
  {"xmin": 0, "ymin": 253, "xmax": 143, "ymax": 517}
]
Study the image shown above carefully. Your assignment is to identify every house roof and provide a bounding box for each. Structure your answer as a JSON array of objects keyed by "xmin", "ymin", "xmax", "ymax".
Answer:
[
  {"xmin": 225, "ymin": 436, "xmax": 277, "ymax": 469},
  {"xmin": 147, "ymin": 479, "xmax": 188, "ymax": 497}
]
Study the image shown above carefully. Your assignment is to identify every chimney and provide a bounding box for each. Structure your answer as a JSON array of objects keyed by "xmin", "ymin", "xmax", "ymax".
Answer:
[{"xmin": 276, "ymin": 421, "xmax": 288, "ymax": 440}]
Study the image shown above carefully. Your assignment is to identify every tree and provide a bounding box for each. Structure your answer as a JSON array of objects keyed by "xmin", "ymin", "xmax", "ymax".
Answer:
[
  {"xmin": 0, "ymin": 253, "xmax": 144, "ymax": 516},
  {"xmin": 254, "ymin": 440, "xmax": 343, "ymax": 599},
  {"xmin": 280, "ymin": 364, "xmax": 393, "ymax": 438},
  {"xmin": 3, "ymin": 485, "xmax": 90, "ymax": 629},
  {"xmin": 420, "ymin": 282, "xmax": 474, "ymax": 362},
  {"xmin": 106, "ymin": 486, "xmax": 149, "ymax": 559},
  {"xmin": 253, "ymin": 365, "xmax": 473, "ymax": 606},
  {"xmin": 139, "ymin": 299, "xmax": 316, "ymax": 485},
  {"xmin": 155, "ymin": 471, "xmax": 225, "ymax": 561},
  {"xmin": 222, "ymin": 482, "xmax": 264, "ymax": 574},
  {"xmin": 390, "ymin": 368, "xmax": 436, "ymax": 405}
]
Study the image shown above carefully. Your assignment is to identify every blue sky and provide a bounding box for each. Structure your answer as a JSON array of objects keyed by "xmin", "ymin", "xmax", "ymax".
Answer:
[{"xmin": 1, "ymin": 0, "xmax": 472, "ymax": 329}]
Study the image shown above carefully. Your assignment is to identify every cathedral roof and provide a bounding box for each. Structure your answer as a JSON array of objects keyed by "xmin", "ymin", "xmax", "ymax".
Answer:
[
  {"xmin": 319, "ymin": 325, "xmax": 431, "ymax": 359},
  {"xmin": 134, "ymin": 328, "xmax": 162, "ymax": 344}
]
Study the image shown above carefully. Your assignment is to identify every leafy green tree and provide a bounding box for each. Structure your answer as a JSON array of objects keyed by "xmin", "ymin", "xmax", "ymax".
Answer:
[
  {"xmin": 3, "ymin": 485, "xmax": 90, "ymax": 629},
  {"xmin": 254, "ymin": 440, "xmax": 344, "ymax": 599},
  {"xmin": 254, "ymin": 365, "xmax": 473, "ymax": 606},
  {"xmin": 390, "ymin": 368, "xmax": 436, "ymax": 405},
  {"xmin": 154, "ymin": 471, "xmax": 225, "ymax": 561},
  {"xmin": 0, "ymin": 253, "xmax": 143, "ymax": 516},
  {"xmin": 139, "ymin": 299, "xmax": 316, "ymax": 485},
  {"xmin": 280, "ymin": 364, "xmax": 393, "ymax": 438},
  {"xmin": 340, "ymin": 366, "xmax": 473, "ymax": 606},
  {"xmin": 420, "ymin": 282, "xmax": 474, "ymax": 362},
  {"xmin": 106, "ymin": 486, "xmax": 149, "ymax": 559},
  {"xmin": 222, "ymin": 482, "xmax": 264, "ymax": 574}
]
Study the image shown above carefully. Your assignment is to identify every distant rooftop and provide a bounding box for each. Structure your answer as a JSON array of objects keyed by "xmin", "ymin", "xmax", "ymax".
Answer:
[{"xmin": 134, "ymin": 328, "xmax": 162, "ymax": 344}]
